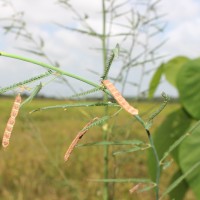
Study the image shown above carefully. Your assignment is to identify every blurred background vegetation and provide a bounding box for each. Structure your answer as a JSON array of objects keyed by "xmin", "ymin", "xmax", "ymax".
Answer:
[{"xmin": 1, "ymin": 0, "xmax": 200, "ymax": 200}]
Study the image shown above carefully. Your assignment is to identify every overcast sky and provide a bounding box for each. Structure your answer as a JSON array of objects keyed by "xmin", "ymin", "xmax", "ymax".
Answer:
[{"xmin": 0, "ymin": 0, "xmax": 200, "ymax": 99}]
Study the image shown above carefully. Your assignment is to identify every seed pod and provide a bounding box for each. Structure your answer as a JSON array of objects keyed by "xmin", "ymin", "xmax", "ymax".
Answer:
[
  {"xmin": 102, "ymin": 80, "xmax": 138, "ymax": 115},
  {"xmin": 129, "ymin": 183, "xmax": 141, "ymax": 194},
  {"xmin": 64, "ymin": 117, "xmax": 98, "ymax": 162},
  {"xmin": 2, "ymin": 94, "xmax": 21, "ymax": 148}
]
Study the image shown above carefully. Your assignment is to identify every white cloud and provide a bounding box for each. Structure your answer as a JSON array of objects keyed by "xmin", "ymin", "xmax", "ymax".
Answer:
[
  {"xmin": 164, "ymin": 20, "xmax": 200, "ymax": 58},
  {"xmin": 160, "ymin": 0, "xmax": 200, "ymax": 58},
  {"xmin": 1, "ymin": 0, "xmax": 200, "ymax": 98},
  {"xmin": 161, "ymin": 0, "xmax": 200, "ymax": 25}
]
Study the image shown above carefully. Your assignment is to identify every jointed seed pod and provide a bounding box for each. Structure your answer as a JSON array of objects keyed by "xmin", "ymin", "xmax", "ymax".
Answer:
[
  {"xmin": 64, "ymin": 117, "xmax": 98, "ymax": 162},
  {"xmin": 102, "ymin": 80, "xmax": 138, "ymax": 115},
  {"xmin": 2, "ymin": 94, "xmax": 21, "ymax": 148}
]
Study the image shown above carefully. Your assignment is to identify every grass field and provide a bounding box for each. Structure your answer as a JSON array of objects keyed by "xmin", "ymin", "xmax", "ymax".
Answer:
[{"xmin": 0, "ymin": 97, "xmax": 196, "ymax": 200}]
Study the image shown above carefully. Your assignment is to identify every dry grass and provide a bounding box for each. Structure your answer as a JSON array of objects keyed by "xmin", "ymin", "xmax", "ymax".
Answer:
[{"xmin": 0, "ymin": 97, "xmax": 196, "ymax": 200}]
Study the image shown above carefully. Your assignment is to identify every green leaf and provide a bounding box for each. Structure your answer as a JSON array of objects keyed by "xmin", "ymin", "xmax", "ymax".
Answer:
[
  {"xmin": 164, "ymin": 56, "xmax": 189, "ymax": 87},
  {"xmin": 20, "ymin": 83, "xmax": 42, "ymax": 108},
  {"xmin": 177, "ymin": 58, "xmax": 200, "ymax": 119},
  {"xmin": 90, "ymin": 178, "xmax": 153, "ymax": 184},
  {"xmin": 148, "ymin": 63, "xmax": 164, "ymax": 98},
  {"xmin": 82, "ymin": 116, "xmax": 110, "ymax": 130},
  {"xmin": 160, "ymin": 133, "xmax": 190, "ymax": 164},
  {"xmin": 138, "ymin": 183, "xmax": 156, "ymax": 193},
  {"xmin": 0, "ymin": 70, "xmax": 52, "ymax": 94},
  {"xmin": 161, "ymin": 161, "xmax": 200, "ymax": 199},
  {"xmin": 159, "ymin": 120, "xmax": 200, "ymax": 164},
  {"xmin": 77, "ymin": 140, "xmax": 144, "ymax": 147},
  {"xmin": 113, "ymin": 146, "xmax": 142, "ymax": 155},
  {"xmin": 168, "ymin": 170, "xmax": 189, "ymax": 200},
  {"xmin": 70, "ymin": 87, "xmax": 102, "ymax": 98},
  {"xmin": 148, "ymin": 108, "xmax": 192, "ymax": 181},
  {"xmin": 179, "ymin": 123, "xmax": 200, "ymax": 199},
  {"xmin": 101, "ymin": 43, "xmax": 120, "ymax": 80},
  {"xmin": 30, "ymin": 102, "xmax": 119, "ymax": 113},
  {"xmin": 147, "ymin": 92, "xmax": 169, "ymax": 129}
]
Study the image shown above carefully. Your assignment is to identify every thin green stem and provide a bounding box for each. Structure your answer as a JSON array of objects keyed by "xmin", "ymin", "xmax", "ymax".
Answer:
[
  {"xmin": 102, "ymin": 1, "xmax": 107, "ymax": 80},
  {"xmin": 134, "ymin": 114, "xmax": 146, "ymax": 128},
  {"xmin": 0, "ymin": 51, "xmax": 99, "ymax": 88},
  {"xmin": 102, "ymin": 1, "xmax": 109, "ymax": 199},
  {"xmin": 103, "ymin": 127, "xmax": 109, "ymax": 200},
  {"xmin": 146, "ymin": 129, "xmax": 160, "ymax": 200},
  {"xmin": 132, "ymin": 114, "xmax": 160, "ymax": 199}
]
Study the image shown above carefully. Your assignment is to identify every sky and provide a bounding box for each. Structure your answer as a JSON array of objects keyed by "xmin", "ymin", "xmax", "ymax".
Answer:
[{"xmin": 0, "ymin": 0, "xmax": 200, "ymax": 99}]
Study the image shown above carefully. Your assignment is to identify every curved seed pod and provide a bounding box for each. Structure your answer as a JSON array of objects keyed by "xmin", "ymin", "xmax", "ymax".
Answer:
[
  {"xmin": 64, "ymin": 117, "xmax": 98, "ymax": 162},
  {"xmin": 2, "ymin": 94, "xmax": 21, "ymax": 148},
  {"xmin": 102, "ymin": 80, "xmax": 138, "ymax": 115}
]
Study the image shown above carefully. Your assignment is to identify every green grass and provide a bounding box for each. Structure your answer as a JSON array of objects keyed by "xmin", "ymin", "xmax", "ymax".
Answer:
[{"xmin": 0, "ymin": 97, "xmax": 195, "ymax": 200}]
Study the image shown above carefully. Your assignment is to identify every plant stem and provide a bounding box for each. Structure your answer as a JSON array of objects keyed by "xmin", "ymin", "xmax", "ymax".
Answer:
[
  {"xmin": 0, "ymin": 51, "xmax": 99, "ymax": 88},
  {"xmin": 101, "ymin": 1, "xmax": 109, "ymax": 199},
  {"xmin": 146, "ymin": 129, "xmax": 160, "ymax": 200},
  {"xmin": 102, "ymin": 0, "xmax": 107, "ymax": 77}
]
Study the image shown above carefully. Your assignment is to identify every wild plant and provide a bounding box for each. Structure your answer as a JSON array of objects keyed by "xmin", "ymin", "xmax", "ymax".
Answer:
[
  {"xmin": 0, "ymin": 46, "xmax": 178, "ymax": 200},
  {"xmin": 1, "ymin": 1, "xmax": 196, "ymax": 200},
  {"xmin": 148, "ymin": 56, "xmax": 200, "ymax": 200}
]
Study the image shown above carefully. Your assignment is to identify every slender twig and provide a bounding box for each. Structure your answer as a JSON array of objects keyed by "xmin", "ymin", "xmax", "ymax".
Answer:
[
  {"xmin": 102, "ymin": 1, "xmax": 109, "ymax": 199},
  {"xmin": 0, "ymin": 51, "xmax": 100, "ymax": 89},
  {"xmin": 146, "ymin": 129, "xmax": 160, "ymax": 200}
]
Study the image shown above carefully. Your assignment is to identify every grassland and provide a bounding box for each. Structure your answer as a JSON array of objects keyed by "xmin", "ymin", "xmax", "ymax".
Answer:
[{"xmin": 0, "ymin": 97, "xmax": 196, "ymax": 200}]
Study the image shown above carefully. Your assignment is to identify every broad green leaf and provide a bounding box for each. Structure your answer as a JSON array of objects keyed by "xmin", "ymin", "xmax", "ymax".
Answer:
[
  {"xmin": 164, "ymin": 56, "xmax": 189, "ymax": 87},
  {"xmin": 148, "ymin": 64, "xmax": 164, "ymax": 98},
  {"xmin": 148, "ymin": 108, "xmax": 192, "ymax": 181},
  {"xmin": 177, "ymin": 58, "xmax": 200, "ymax": 119},
  {"xmin": 179, "ymin": 124, "xmax": 200, "ymax": 199},
  {"xmin": 161, "ymin": 161, "xmax": 200, "ymax": 199},
  {"xmin": 160, "ymin": 120, "xmax": 200, "ymax": 164},
  {"xmin": 168, "ymin": 170, "xmax": 189, "ymax": 200},
  {"xmin": 160, "ymin": 133, "xmax": 190, "ymax": 164}
]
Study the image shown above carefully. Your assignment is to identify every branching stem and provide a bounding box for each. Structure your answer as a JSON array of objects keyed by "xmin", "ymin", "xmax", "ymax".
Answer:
[
  {"xmin": 101, "ymin": 1, "xmax": 109, "ymax": 199},
  {"xmin": 146, "ymin": 129, "xmax": 160, "ymax": 200},
  {"xmin": 0, "ymin": 51, "xmax": 99, "ymax": 88}
]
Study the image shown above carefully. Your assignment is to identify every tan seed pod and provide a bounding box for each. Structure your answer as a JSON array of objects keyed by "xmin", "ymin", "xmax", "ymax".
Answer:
[
  {"xmin": 129, "ymin": 183, "xmax": 141, "ymax": 194},
  {"xmin": 64, "ymin": 117, "xmax": 98, "ymax": 162},
  {"xmin": 2, "ymin": 94, "xmax": 21, "ymax": 148},
  {"xmin": 102, "ymin": 80, "xmax": 138, "ymax": 115}
]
